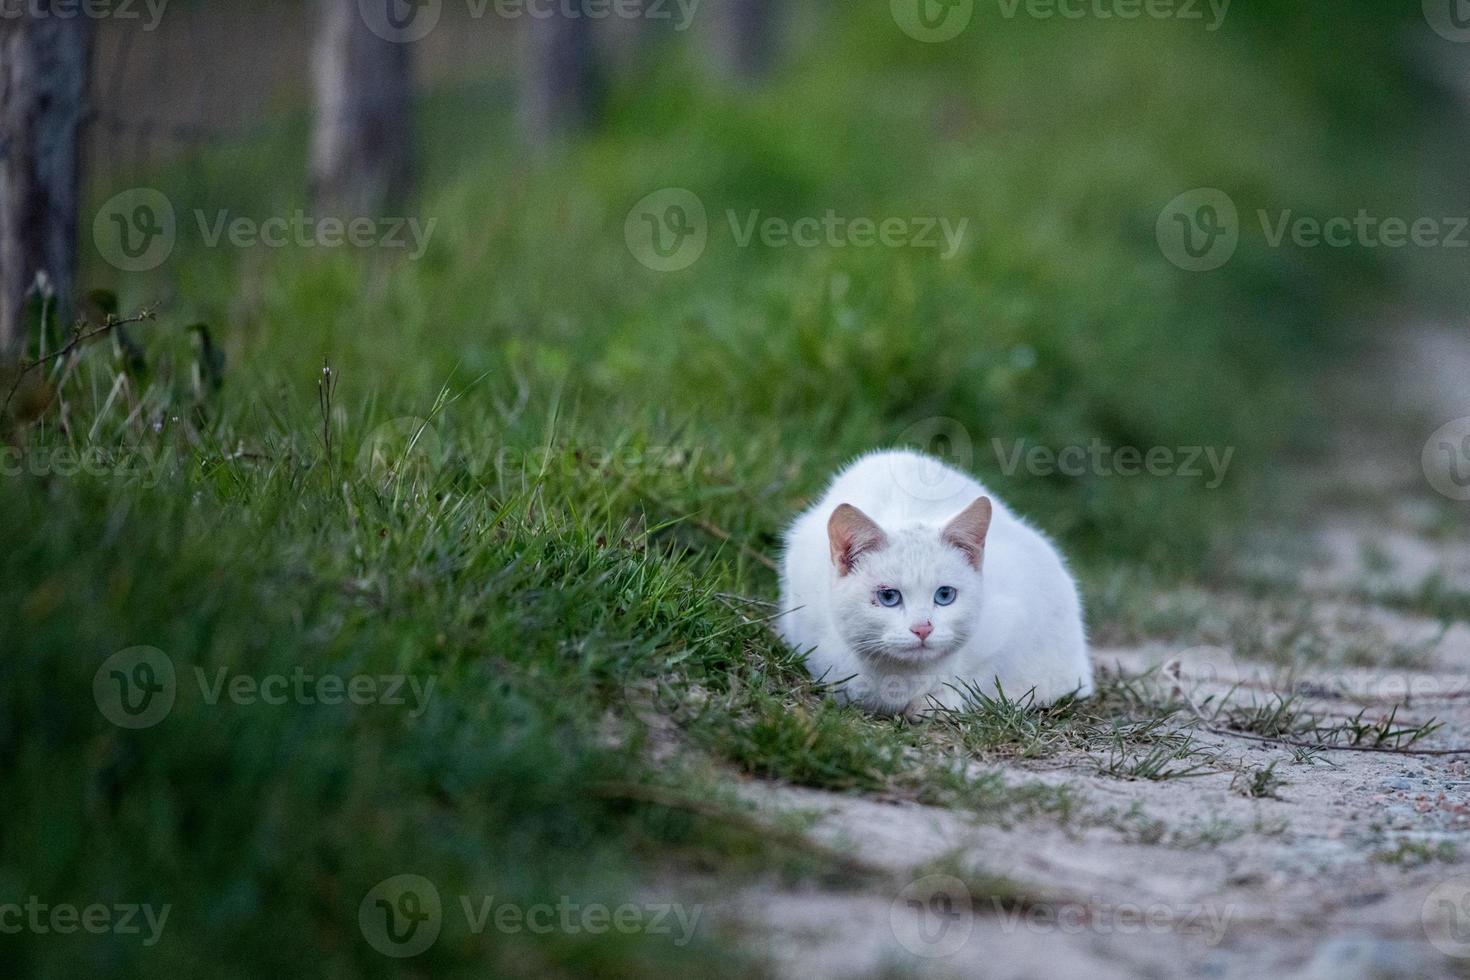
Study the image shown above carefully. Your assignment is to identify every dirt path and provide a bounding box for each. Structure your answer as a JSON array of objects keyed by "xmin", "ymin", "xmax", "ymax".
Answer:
[{"xmin": 700, "ymin": 322, "xmax": 1470, "ymax": 979}]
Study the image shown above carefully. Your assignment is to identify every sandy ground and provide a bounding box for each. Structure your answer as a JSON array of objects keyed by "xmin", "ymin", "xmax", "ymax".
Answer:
[{"xmin": 698, "ymin": 323, "xmax": 1470, "ymax": 978}]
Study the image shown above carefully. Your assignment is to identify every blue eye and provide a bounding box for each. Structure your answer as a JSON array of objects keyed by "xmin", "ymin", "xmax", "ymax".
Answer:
[
  {"xmin": 934, "ymin": 587, "xmax": 957, "ymax": 606},
  {"xmin": 876, "ymin": 589, "xmax": 903, "ymax": 608}
]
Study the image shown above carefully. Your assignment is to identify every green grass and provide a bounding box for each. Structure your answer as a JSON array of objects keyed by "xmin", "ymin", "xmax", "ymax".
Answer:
[
  {"xmin": 1374, "ymin": 838, "xmax": 1459, "ymax": 868},
  {"xmin": 1231, "ymin": 762, "xmax": 1286, "ymax": 800},
  {"xmin": 0, "ymin": 4, "xmax": 1446, "ymax": 976}
]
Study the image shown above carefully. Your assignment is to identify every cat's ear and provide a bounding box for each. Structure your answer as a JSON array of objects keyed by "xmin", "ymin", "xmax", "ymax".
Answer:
[
  {"xmin": 828, "ymin": 504, "xmax": 886, "ymax": 576},
  {"xmin": 942, "ymin": 496, "xmax": 993, "ymax": 570}
]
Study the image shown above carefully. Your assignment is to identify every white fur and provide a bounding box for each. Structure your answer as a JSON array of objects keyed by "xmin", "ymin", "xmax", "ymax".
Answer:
[{"xmin": 778, "ymin": 449, "xmax": 1092, "ymax": 717}]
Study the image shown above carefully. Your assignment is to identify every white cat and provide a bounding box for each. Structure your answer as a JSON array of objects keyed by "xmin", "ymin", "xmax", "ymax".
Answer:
[{"xmin": 778, "ymin": 449, "xmax": 1092, "ymax": 718}]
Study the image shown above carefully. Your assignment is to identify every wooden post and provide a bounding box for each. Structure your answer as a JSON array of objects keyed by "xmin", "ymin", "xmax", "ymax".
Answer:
[
  {"xmin": 0, "ymin": 10, "xmax": 93, "ymax": 352},
  {"xmin": 520, "ymin": 9, "xmax": 603, "ymax": 149},
  {"xmin": 310, "ymin": 0, "xmax": 415, "ymax": 217},
  {"xmin": 710, "ymin": 0, "xmax": 776, "ymax": 84}
]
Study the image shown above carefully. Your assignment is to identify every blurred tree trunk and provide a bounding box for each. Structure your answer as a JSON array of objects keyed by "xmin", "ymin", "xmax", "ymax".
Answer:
[
  {"xmin": 0, "ymin": 11, "xmax": 92, "ymax": 353},
  {"xmin": 520, "ymin": 10, "xmax": 603, "ymax": 149},
  {"xmin": 600, "ymin": 2, "xmax": 651, "ymax": 79},
  {"xmin": 310, "ymin": 0, "xmax": 414, "ymax": 216},
  {"xmin": 710, "ymin": 0, "xmax": 777, "ymax": 83}
]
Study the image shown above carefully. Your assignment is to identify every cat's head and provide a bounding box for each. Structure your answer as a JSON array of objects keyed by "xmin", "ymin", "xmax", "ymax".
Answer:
[{"xmin": 825, "ymin": 497, "xmax": 992, "ymax": 666}]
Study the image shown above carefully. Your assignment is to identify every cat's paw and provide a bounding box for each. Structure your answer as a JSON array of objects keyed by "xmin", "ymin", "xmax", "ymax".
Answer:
[{"xmin": 901, "ymin": 694, "xmax": 941, "ymax": 723}]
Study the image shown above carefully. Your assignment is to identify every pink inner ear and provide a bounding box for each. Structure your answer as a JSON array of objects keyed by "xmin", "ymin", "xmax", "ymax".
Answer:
[
  {"xmin": 828, "ymin": 504, "xmax": 886, "ymax": 576},
  {"xmin": 942, "ymin": 496, "xmax": 993, "ymax": 570}
]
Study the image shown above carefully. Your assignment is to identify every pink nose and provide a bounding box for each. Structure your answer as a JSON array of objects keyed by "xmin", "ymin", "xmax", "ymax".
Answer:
[{"xmin": 911, "ymin": 623, "xmax": 934, "ymax": 642}]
